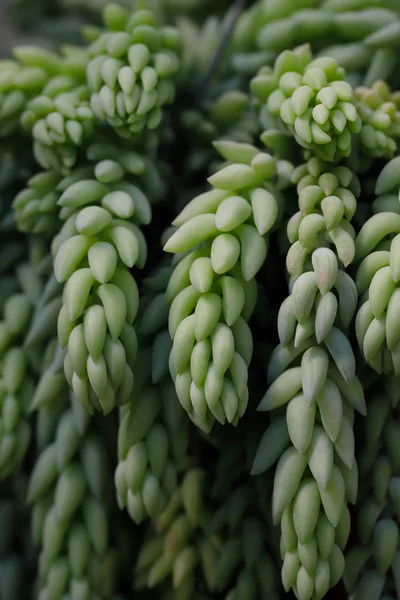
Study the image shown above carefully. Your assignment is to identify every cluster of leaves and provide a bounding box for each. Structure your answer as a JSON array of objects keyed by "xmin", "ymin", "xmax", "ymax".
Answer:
[{"xmin": 3, "ymin": 1, "xmax": 400, "ymax": 600}]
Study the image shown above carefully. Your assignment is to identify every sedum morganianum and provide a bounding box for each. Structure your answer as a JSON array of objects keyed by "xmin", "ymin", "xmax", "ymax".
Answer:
[{"xmin": 165, "ymin": 141, "xmax": 283, "ymax": 432}]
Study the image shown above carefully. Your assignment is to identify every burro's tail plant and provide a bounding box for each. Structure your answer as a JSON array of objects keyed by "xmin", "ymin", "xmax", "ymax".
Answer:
[
  {"xmin": 0, "ymin": 47, "xmax": 60, "ymax": 139},
  {"xmin": 22, "ymin": 81, "xmax": 94, "ymax": 175},
  {"xmin": 344, "ymin": 378, "xmax": 400, "ymax": 600},
  {"xmin": 87, "ymin": 3, "xmax": 181, "ymax": 136},
  {"xmin": 8, "ymin": 0, "xmax": 400, "ymax": 598},
  {"xmin": 134, "ymin": 469, "xmax": 209, "ymax": 598},
  {"xmin": 355, "ymin": 80, "xmax": 400, "ymax": 160},
  {"xmin": 115, "ymin": 261, "xmax": 190, "ymax": 524},
  {"xmin": 164, "ymin": 141, "xmax": 284, "ymax": 433},
  {"xmin": 355, "ymin": 156, "xmax": 400, "ymax": 375},
  {"xmin": 13, "ymin": 170, "xmax": 63, "ymax": 237},
  {"xmin": 208, "ymin": 480, "xmax": 282, "ymax": 600},
  {"xmin": 28, "ymin": 387, "xmax": 120, "ymax": 600},
  {"xmin": 51, "ymin": 143, "xmax": 154, "ymax": 415},
  {"xmin": 251, "ymin": 44, "xmax": 361, "ymax": 162},
  {"xmin": 251, "ymin": 48, "xmax": 365, "ymax": 600},
  {"xmin": 17, "ymin": 43, "xmax": 92, "ymax": 174},
  {"xmin": 0, "ymin": 237, "xmax": 53, "ymax": 480}
]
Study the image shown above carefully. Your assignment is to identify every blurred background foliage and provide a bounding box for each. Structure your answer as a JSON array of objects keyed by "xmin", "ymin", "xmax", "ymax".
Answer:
[{"xmin": 0, "ymin": 0, "xmax": 251, "ymax": 56}]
